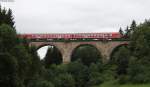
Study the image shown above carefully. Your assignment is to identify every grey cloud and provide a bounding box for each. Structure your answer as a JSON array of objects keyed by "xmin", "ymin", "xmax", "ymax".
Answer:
[{"xmin": 1, "ymin": 0, "xmax": 150, "ymax": 33}]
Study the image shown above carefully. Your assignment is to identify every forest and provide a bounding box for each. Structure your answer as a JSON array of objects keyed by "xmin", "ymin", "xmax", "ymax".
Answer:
[{"xmin": 1, "ymin": 6, "xmax": 150, "ymax": 87}]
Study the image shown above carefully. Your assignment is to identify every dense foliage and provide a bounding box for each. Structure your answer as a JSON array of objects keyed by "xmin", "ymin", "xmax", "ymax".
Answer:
[
  {"xmin": 113, "ymin": 19, "xmax": 150, "ymax": 84},
  {"xmin": 44, "ymin": 46, "xmax": 62, "ymax": 68},
  {"xmin": 0, "ymin": 6, "xmax": 41, "ymax": 87},
  {"xmin": 0, "ymin": 6, "xmax": 15, "ymax": 28}
]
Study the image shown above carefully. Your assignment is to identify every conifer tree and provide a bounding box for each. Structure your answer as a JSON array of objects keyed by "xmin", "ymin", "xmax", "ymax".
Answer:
[
  {"xmin": 119, "ymin": 27, "xmax": 124, "ymax": 37},
  {"xmin": 130, "ymin": 20, "xmax": 137, "ymax": 34},
  {"xmin": 6, "ymin": 9, "xmax": 15, "ymax": 28},
  {"xmin": 0, "ymin": 5, "xmax": 2, "ymax": 25},
  {"xmin": 44, "ymin": 46, "xmax": 62, "ymax": 68},
  {"xmin": 0, "ymin": 53, "xmax": 19, "ymax": 87},
  {"xmin": 0, "ymin": 5, "xmax": 15, "ymax": 28},
  {"xmin": 124, "ymin": 26, "xmax": 130, "ymax": 38}
]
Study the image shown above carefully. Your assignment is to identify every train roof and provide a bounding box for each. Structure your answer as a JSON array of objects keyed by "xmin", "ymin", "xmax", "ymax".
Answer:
[{"xmin": 19, "ymin": 32, "xmax": 120, "ymax": 35}]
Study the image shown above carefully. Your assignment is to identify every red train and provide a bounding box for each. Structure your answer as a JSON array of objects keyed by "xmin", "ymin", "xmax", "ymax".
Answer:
[{"xmin": 19, "ymin": 32, "xmax": 122, "ymax": 40}]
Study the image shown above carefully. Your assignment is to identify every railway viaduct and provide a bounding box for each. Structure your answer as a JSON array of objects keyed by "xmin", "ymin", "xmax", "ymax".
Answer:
[{"xmin": 29, "ymin": 41, "xmax": 129, "ymax": 63}]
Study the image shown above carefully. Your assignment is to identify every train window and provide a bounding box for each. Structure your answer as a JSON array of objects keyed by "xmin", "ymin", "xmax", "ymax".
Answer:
[{"xmin": 109, "ymin": 34, "xmax": 112, "ymax": 36}]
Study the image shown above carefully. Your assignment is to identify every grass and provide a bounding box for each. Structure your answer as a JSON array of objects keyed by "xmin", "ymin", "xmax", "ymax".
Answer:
[
  {"xmin": 120, "ymin": 84, "xmax": 150, "ymax": 87},
  {"xmin": 93, "ymin": 81, "xmax": 150, "ymax": 87}
]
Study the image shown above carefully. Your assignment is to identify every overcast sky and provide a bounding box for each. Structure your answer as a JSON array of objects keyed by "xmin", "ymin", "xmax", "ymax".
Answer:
[{"xmin": 1, "ymin": 0, "xmax": 150, "ymax": 34}]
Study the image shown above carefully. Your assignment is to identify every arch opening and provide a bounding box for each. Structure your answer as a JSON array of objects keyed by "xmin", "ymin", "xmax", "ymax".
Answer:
[
  {"xmin": 110, "ymin": 44, "xmax": 129, "ymax": 62},
  {"xmin": 37, "ymin": 44, "xmax": 62, "ymax": 65},
  {"xmin": 71, "ymin": 44, "xmax": 102, "ymax": 66},
  {"xmin": 109, "ymin": 44, "xmax": 129, "ymax": 76}
]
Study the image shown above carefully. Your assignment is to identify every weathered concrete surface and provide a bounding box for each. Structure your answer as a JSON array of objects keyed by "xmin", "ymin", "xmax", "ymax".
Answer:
[{"xmin": 29, "ymin": 41, "xmax": 129, "ymax": 63}]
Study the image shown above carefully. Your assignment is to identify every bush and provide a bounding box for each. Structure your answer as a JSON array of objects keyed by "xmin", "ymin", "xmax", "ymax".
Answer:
[
  {"xmin": 0, "ymin": 53, "xmax": 19, "ymax": 87},
  {"xmin": 53, "ymin": 73, "xmax": 75, "ymax": 87},
  {"xmin": 28, "ymin": 79, "xmax": 54, "ymax": 87},
  {"xmin": 67, "ymin": 60, "xmax": 89, "ymax": 87},
  {"xmin": 88, "ymin": 63, "xmax": 104, "ymax": 86}
]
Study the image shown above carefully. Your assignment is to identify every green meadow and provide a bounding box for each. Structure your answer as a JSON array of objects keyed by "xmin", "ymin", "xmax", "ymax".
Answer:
[{"xmin": 95, "ymin": 82, "xmax": 150, "ymax": 87}]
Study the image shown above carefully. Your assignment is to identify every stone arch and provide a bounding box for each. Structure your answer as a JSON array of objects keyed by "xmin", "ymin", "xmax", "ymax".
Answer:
[
  {"xmin": 29, "ymin": 42, "xmax": 65, "ymax": 56},
  {"xmin": 35, "ymin": 43, "xmax": 63, "ymax": 64},
  {"xmin": 70, "ymin": 42, "xmax": 100, "ymax": 55},
  {"xmin": 71, "ymin": 44, "xmax": 101, "ymax": 57},
  {"xmin": 29, "ymin": 42, "xmax": 63, "ymax": 62},
  {"xmin": 71, "ymin": 44, "xmax": 102, "ymax": 64},
  {"xmin": 36, "ymin": 43, "xmax": 61, "ymax": 51},
  {"xmin": 28, "ymin": 41, "xmax": 129, "ymax": 63},
  {"xmin": 109, "ymin": 43, "xmax": 129, "ymax": 61},
  {"xmin": 29, "ymin": 42, "xmax": 72, "ymax": 63}
]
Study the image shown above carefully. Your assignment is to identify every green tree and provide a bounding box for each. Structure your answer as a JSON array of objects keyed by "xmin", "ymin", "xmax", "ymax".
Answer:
[
  {"xmin": 44, "ymin": 47, "xmax": 62, "ymax": 68},
  {"xmin": 113, "ymin": 46, "xmax": 130, "ymax": 76},
  {"xmin": 67, "ymin": 60, "xmax": 89, "ymax": 87},
  {"xmin": 130, "ymin": 20, "xmax": 136, "ymax": 34},
  {"xmin": 71, "ymin": 45, "xmax": 102, "ymax": 66},
  {"xmin": 119, "ymin": 27, "xmax": 124, "ymax": 36},
  {"xmin": 53, "ymin": 73, "xmax": 75, "ymax": 87},
  {"xmin": 127, "ymin": 20, "xmax": 150, "ymax": 83},
  {"xmin": 10, "ymin": 45, "xmax": 32, "ymax": 86},
  {"xmin": 0, "ymin": 6, "xmax": 44, "ymax": 87},
  {"xmin": 130, "ymin": 21, "xmax": 150, "ymax": 57},
  {"xmin": 124, "ymin": 26, "xmax": 130, "ymax": 38},
  {"xmin": 0, "ymin": 53, "xmax": 19, "ymax": 87},
  {"xmin": 28, "ymin": 79, "xmax": 54, "ymax": 87},
  {"xmin": 26, "ymin": 46, "xmax": 42, "ymax": 86},
  {"xmin": 0, "ymin": 6, "xmax": 15, "ymax": 28},
  {"xmin": 0, "ymin": 24, "xmax": 17, "ymax": 52},
  {"xmin": 5, "ymin": 9, "xmax": 15, "ymax": 28},
  {"xmin": 88, "ymin": 63, "xmax": 103, "ymax": 86},
  {"xmin": 127, "ymin": 56, "xmax": 150, "ymax": 83}
]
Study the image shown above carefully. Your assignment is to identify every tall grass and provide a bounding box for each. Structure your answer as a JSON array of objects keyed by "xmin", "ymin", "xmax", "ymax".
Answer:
[
  {"xmin": 120, "ymin": 84, "xmax": 150, "ymax": 87},
  {"xmin": 94, "ymin": 81, "xmax": 150, "ymax": 87}
]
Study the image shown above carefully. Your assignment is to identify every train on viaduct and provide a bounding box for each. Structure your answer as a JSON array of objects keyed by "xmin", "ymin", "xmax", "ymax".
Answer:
[{"xmin": 19, "ymin": 32, "xmax": 129, "ymax": 63}]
